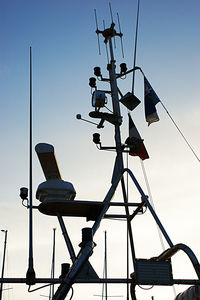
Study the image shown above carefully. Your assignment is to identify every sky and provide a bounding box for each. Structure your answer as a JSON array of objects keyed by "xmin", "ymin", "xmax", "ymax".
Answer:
[{"xmin": 0, "ymin": 0, "xmax": 200, "ymax": 299}]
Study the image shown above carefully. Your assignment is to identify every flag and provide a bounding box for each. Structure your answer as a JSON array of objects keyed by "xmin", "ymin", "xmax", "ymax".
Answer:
[
  {"xmin": 144, "ymin": 76, "xmax": 160, "ymax": 126},
  {"xmin": 125, "ymin": 114, "xmax": 149, "ymax": 160}
]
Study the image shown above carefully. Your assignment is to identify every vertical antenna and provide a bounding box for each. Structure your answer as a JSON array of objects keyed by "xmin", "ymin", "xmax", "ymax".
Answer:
[
  {"xmin": 117, "ymin": 13, "xmax": 124, "ymax": 58},
  {"xmin": 104, "ymin": 231, "xmax": 108, "ymax": 300},
  {"xmin": 132, "ymin": 0, "xmax": 140, "ymax": 94},
  {"xmin": 109, "ymin": 2, "xmax": 116, "ymax": 49},
  {"xmin": 26, "ymin": 46, "xmax": 36, "ymax": 285},
  {"xmin": 0, "ymin": 230, "xmax": 8, "ymax": 300},
  {"xmin": 94, "ymin": 9, "xmax": 101, "ymax": 55},
  {"xmin": 103, "ymin": 20, "xmax": 109, "ymax": 63},
  {"xmin": 49, "ymin": 228, "xmax": 56, "ymax": 299}
]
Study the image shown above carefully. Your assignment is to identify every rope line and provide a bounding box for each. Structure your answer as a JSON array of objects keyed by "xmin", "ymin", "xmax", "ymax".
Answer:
[
  {"xmin": 160, "ymin": 101, "xmax": 200, "ymax": 163},
  {"xmin": 140, "ymin": 160, "xmax": 165, "ymax": 250},
  {"xmin": 140, "ymin": 159, "xmax": 177, "ymax": 297},
  {"xmin": 138, "ymin": 66, "xmax": 200, "ymax": 164}
]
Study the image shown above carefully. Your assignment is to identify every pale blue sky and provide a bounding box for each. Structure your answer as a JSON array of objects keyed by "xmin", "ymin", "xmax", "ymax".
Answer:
[{"xmin": 0, "ymin": 1, "xmax": 200, "ymax": 299}]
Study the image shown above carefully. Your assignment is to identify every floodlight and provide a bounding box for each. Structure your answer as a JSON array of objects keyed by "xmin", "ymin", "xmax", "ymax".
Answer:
[
  {"xmin": 20, "ymin": 187, "xmax": 28, "ymax": 200},
  {"xmin": 92, "ymin": 90, "xmax": 107, "ymax": 110},
  {"xmin": 94, "ymin": 66, "xmax": 101, "ymax": 77}
]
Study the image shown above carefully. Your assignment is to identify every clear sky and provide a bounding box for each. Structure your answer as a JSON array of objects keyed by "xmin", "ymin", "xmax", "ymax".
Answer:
[{"xmin": 0, "ymin": 0, "xmax": 200, "ymax": 299}]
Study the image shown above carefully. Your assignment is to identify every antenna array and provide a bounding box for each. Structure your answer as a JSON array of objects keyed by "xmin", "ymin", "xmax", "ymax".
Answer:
[{"xmin": 94, "ymin": 4, "xmax": 124, "ymax": 59}]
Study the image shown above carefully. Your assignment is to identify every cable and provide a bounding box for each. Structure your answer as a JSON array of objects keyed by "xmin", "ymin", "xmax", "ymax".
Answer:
[
  {"xmin": 104, "ymin": 105, "xmax": 113, "ymax": 113},
  {"xmin": 140, "ymin": 159, "xmax": 177, "ymax": 297},
  {"xmin": 138, "ymin": 285, "xmax": 153, "ymax": 290},
  {"xmin": 160, "ymin": 101, "xmax": 200, "ymax": 164},
  {"xmin": 22, "ymin": 199, "xmax": 28, "ymax": 208},
  {"xmin": 139, "ymin": 67, "xmax": 200, "ymax": 164},
  {"xmin": 28, "ymin": 283, "xmax": 53, "ymax": 293},
  {"xmin": 69, "ymin": 287, "xmax": 74, "ymax": 300}
]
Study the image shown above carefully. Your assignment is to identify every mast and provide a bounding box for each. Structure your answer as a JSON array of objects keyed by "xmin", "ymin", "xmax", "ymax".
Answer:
[{"xmin": 107, "ymin": 34, "xmax": 124, "ymax": 175}]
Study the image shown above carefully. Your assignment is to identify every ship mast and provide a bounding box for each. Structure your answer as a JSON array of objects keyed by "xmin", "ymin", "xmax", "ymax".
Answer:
[{"xmin": 1, "ymin": 5, "xmax": 199, "ymax": 300}]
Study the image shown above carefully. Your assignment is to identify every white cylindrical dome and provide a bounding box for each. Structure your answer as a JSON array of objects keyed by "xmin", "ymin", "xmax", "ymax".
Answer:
[{"xmin": 36, "ymin": 179, "xmax": 76, "ymax": 202}]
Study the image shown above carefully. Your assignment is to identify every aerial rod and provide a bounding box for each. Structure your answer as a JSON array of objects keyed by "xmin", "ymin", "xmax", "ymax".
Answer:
[
  {"xmin": 0, "ymin": 230, "xmax": 8, "ymax": 300},
  {"xmin": 26, "ymin": 46, "xmax": 36, "ymax": 285},
  {"xmin": 109, "ymin": 2, "xmax": 116, "ymax": 49},
  {"xmin": 94, "ymin": 9, "xmax": 101, "ymax": 55},
  {"xmin": 104, "ymin": 231, "xmax": 108, "ymax": 300},
  {"xmin": 49, "ymin": 228, "xmax": 56, "ymax": 299},
  {"xmin": 132, "ymin": 0, "xmax": 140, "ymax": 93}
]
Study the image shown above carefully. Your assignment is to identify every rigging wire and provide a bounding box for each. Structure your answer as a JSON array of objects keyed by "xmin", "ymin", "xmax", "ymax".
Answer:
[
  {"xmin": 126, "ymin": 1, "xmax": 141, "ymax": 298},
  {"xmin": 139, "ymin": 67, "xmax": 200, "ymax": 164},
  {"xmin": 140, "ymin": 159, "xmax": 177, "ymax": 297},
  {"xmin": 160, "ymin": 101, "xmax": 200, "ymax": 164},
  {"xmin": 140, "ymin": 160, "xmax": 165, "ymax": 250}
]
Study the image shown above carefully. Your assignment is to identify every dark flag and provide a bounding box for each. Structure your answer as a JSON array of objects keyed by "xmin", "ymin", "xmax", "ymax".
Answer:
[
  {"xmin": 144, "ymin": 76, "xmax": 160, "ymax": 126},
  {"xmin": 125, "ymin": 114, "xmax": 149, "ymax": 160}
]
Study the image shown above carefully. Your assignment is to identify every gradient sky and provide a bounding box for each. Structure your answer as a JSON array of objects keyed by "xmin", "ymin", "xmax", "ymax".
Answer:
[{"xmin": 0, "ymin": 0, "xmax": 200, "ymax": 299}]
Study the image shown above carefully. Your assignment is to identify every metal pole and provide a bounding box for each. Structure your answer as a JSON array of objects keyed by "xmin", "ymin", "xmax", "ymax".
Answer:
[
  {"xmin": 0, "ymin": 230, "xmax": 8, "ymax": 300},
  {"xmin": 26, "ymin": 46, "xmax": 36, "ymax": 285},
  {"xmin": 107, "ymin": 35, "xmax": 136, "ymax": 268},
  {"xmin": 108, "ymin": 36, "xmax": 123, "ymax": 159},
  {"xmin": 57, "ymin": 215, "xmax": 76, "ymax": 263},
  {"xmin": 49, "ymin": 228, "xmax": 56, "ymax": 299},
  {"xmin": 125, "ymin": 168, "xmax": 174, "ymax": 248},
  {"xmin": 104, "ymin": 231, "xmax": 108, "ymax": 300}
]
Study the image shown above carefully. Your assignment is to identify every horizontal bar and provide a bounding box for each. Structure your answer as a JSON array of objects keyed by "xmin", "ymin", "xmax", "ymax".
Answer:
[
  {"xmin": 32, "ymin": 202, "xmax": 141, "ymax": 210},
  {"xmin": 109, "ymin": 202, "xmax": 140, "ymax": 207},
  {"xmin": 0, "ymin": 278, "xmax": 199, "ymax": 285},
  {"xmin": 104, "ymin": 214, "xmax": 128, "ymax": 219}
]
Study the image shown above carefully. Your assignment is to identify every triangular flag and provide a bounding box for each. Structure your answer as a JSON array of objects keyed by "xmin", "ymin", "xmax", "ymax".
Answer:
[
  {"xmin": 144, "ymin": 76, "xmax": 160, "ymax": 126},
  {"xmin": 125, "ymin": 114, "xmax": 149, "ymax": 160}
]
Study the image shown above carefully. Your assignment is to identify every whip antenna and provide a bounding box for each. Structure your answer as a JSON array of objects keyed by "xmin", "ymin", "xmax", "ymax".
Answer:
[
  {"xmin": 103, "ymin": 20, "xmax": 109, "ymax": 63},
  {"xmin": 117, "ymin": 12, "xmax": 124, "ymax": 58},
  {"xmin": 26, "ymin": 46, "xmax": 36, "ymax": 285},
  {"xmin": 132, "ymin": 0, "xmax": 140, "ymax": 93},
  {"xmin": 94, "ymin": 9, "xmax": 101, "ymax": 55}
]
